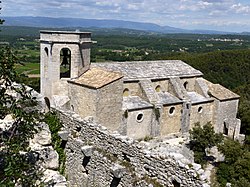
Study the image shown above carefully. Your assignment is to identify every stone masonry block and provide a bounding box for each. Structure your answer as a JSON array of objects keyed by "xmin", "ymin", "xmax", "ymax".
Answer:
[
  {"xmin": 111, "ymin": 164, "xmax": 126, "ymax": 178},
  {"xmin": 58, "ymin": 130, "xmax": 70, "ymax": 141},
  {"xmin": 81, "ymin": 145, "xmax": 94, "ymax": 157}
]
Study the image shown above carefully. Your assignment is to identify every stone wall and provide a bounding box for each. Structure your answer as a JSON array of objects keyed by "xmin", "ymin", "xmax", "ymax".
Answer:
[
  {"xmin": 58, "ymin": 110, "xmax": 209, "ymax": 187},
  {"xmin": 213, "ymin": 99, "xmax": 239, "ymax": 133},
  {"xmin": 126, "ymin": 109, "xmax": 153, "ymax": 139},
  {"xmin": 189, "ymin": 102, "xmax": 214, "ymax": 129},
  {"xmin": 123, "ymin": 82, "xmax": 142, "ymax": 97},
  {"xmin": 96, "ymin": 78, "xmax": 123, "ymax": 132},
  {"xmin": 69, "ymin": 78, "xmax": 123, "ymax": 132},
  {"xmin": 69, "ymin": 83, "xmax": 97, "ymax": 117},
  {"xmin": 181, "ymin": 77, "xmax": 197, "ymax": 92},
  {"xmin": 160, "ymin": 104, "xmax": 182, "ymax": 136},
  {"xmin": 151, "ymin": 79, "xmax": 169, "ymax": 93}
]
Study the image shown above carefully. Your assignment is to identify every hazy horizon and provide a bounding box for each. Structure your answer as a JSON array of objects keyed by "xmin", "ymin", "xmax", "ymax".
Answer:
[{"xmin": 2, "ymin": 0, "xmax": 250, "ymax": 32}]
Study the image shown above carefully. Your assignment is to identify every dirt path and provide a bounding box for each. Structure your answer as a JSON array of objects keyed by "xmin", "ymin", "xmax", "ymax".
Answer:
[{"xmin": 28, "ymin": 74, "xmax": 40, "ymax": 78}]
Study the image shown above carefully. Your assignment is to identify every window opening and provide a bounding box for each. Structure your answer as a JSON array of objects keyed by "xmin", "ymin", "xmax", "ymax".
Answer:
[
  {"xmin": 198, "ymin": 106, "xmax": 203, "ymax": 113},
  {"xmin": 183, "ymin": 81, "xmax": 188, "ymax": 89},
  {"xmin": 123, "ymin": 88, "xmax": 129, "ymax": 97},
  {"xmin": 136, "ymin": 113, "xmax": 144, "ymax": 123},
  {"xmin": 71, "ymin": 105, "xmax": 74, "ymax": 111},
  {"xmin": 155, "ymin": 85, "xmax": 161, "ymax": 92},
  {"xmin": 223, "ymin": 122, "xmax": 228, "ymax": 135},
  {"xmin": 60, "ymin": 48, "xmax": 71, "ymax": 78},
  {"xmin": 44, "ymin": 47, "xmax": 49, "ymax": 56},
  {"xmin": 169, "ymin": 107, "xmax": 175, "ymax": 115}
]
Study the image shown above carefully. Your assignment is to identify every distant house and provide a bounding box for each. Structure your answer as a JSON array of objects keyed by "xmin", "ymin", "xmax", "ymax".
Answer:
[{"xmin": 40, "ymin": 30, "xmax": 243, "ymax": 140}]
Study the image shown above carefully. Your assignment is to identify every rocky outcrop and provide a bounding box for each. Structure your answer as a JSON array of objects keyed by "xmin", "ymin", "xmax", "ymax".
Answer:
[
  {"xmin": 29, "ymin": 122, "xmax": 67, "ymax": 186},
  {"xmin": 0, "ymin": 115, "xmax": 67, "ymax": 186}
]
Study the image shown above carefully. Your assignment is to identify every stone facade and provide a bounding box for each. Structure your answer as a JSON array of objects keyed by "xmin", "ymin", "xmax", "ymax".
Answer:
[{"xmin": 40, "ymin": 30, "xmax": 243, "ymax": 141}]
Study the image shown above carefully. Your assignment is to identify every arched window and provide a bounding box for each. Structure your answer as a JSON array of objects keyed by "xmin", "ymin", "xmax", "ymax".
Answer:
[
  {"xmin": 123, "ymin": 88, "xmax": 129, "ymax": 97},
  {"xmin": 183, "ymin": 81, "xmax": 188, "ymax": 89},
  {"xmin": 44, "ymin": 47, "xmax": 49, "ymax": 56},
  {"xmin": 44, "ymin": 47, "xmax": 49, "ymax": 78},
  {"xmin": 223, "ymin": 122, "xmax": 228, "ymax": 135},
  {"xmin": 60, "ymin": 48, "xmax": 71, "ymax": 78},
  {"xmin": 155, "ymin": 85, "xmax": 161, "ymax": 92}
]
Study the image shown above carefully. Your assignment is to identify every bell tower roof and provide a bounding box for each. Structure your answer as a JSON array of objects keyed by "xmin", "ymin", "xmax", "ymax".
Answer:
[{"xmin": 40, "ymin": 30, "xmax": 92, "ymax": 44}]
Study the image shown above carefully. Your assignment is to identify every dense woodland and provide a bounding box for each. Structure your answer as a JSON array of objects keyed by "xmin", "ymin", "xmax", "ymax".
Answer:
[{"xmin": 1, "ymin": 25, "xmax": 250, "ymax": 186}]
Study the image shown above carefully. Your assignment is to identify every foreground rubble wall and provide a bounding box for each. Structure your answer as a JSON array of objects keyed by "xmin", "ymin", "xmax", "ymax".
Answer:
[{"xmin": 58, "ymin": 109, "xmax": 209, "ymax": 187}]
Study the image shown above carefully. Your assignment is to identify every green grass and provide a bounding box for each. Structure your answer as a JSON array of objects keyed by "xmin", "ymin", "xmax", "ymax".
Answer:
[{"xmin": 15, "ymin": 63, "xmax": 40, "ymax": 74}]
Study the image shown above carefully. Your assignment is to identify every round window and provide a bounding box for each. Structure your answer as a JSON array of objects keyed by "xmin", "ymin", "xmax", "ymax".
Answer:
[
  {"xmin": 169, "ymin": 107, "xmax": 175, "ymax": 115},
  {"xmin": 136, "ymin": 113, "xmax": 144, "ymax": 123},
  {"xmin": 198, "ymin": 106, "xmax": 203, "ymax": 113}
]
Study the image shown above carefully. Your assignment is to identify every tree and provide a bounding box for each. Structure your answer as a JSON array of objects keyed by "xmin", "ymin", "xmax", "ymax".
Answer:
[
  {"xmin": 217, "ymin": 138, "xmax": 250, "ymax": 186},
  {"xmin": 189, "ymin": 122, "xmax": 223, "ymax": 165},
  {"xmin": 0, "ymin": 11, "xmax": 43, "ymax": 186},
  {"xmin": 0, "ymin": 47, "xmax": 44, "ymax": 187}
]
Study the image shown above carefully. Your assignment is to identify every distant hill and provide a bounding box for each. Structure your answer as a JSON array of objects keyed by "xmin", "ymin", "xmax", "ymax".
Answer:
[
  {"xmin": 0, "ymin": 26, "xmax": 169, "ymax": 37},
  {"xmin": 2, "ymin": 16, "xmax": 235, "ymax": 35}
]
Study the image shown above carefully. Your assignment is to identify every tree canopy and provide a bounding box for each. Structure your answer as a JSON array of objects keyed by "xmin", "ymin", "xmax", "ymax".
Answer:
[{"xmin": 189, "ymin": 122, "xmax": 223, "ymax": 165}]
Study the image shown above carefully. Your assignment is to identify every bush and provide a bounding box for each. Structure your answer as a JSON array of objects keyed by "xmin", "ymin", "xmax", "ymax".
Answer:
[
  {"xmin": 217, "ymin": 138, "xmax": 250, "ymax": 186},
  {"xmin": 189, "ymin": 122, "xmax": 223, "ymax": 165}
]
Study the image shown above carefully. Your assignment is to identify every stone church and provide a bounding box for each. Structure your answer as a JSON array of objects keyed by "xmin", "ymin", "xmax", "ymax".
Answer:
[{"xmin": 40, "ymin": 30, "xmax": 242, "ymax": 140}]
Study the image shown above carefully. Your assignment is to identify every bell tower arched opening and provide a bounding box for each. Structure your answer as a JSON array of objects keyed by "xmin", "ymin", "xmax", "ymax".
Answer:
[{"xmin": 60, "ymin": 48, "xmax": 71, "ymax": 78}]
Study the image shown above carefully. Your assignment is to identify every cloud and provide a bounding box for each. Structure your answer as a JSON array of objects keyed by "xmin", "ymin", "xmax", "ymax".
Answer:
[
  {"xmin": 2, "ymin": 0, "xmax": 250, "ymax": 31},
  {"xmin": 231, "ymin": 3, "xmax": 250, "ymax": 14}
]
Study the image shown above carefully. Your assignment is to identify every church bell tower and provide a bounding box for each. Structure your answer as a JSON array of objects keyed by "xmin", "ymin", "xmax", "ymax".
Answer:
[{"xmin": 40, "ymin": 30, "xmax": 92, "ymax": 100}]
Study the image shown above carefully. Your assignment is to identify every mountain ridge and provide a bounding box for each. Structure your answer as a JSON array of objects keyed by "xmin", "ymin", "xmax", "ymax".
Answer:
[{"xmin": 2, "ymin": 16, "xmax": 237, "ymax": 35}]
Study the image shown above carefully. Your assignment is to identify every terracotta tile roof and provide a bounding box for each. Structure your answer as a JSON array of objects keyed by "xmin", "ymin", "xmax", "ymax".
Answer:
[
  {"xmin": 92, "ymin": 60, "xmax": 203, "ymax": 81},
  {"xmin": 70, "ymin": 67, "xmax": 123, "ymax": 89}
]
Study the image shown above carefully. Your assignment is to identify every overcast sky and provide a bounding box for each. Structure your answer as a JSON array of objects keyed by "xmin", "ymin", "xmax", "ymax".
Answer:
[{"xmin": 2, "ymin": 0, "xmax": 250, "ymax": 32}]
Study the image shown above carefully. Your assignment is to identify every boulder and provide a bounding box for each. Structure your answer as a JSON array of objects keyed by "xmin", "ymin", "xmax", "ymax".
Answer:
[
  {"xmin": 39, "ymin": 146, "xmax": 59, "ymax": 170},
  {"xmin": 42, "ymin": 169, "xmax": 67, "ymax": 186},
  {"xmin": 0, "ymin": 114, "xmax": 14, "ymax": 131},
  {"xmin": 32, "ymin": 122, "xmax": 52, "ymax": 146},
  {"xmin": 58, "ymin": 130, "xmax": 70, "ymax": 141}
]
